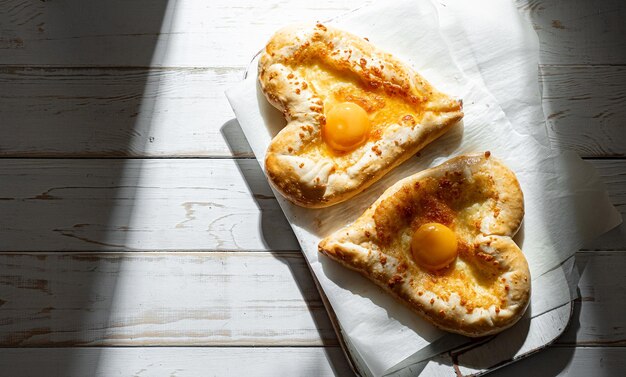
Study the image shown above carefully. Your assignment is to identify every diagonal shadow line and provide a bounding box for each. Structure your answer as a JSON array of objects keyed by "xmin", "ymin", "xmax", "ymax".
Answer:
[
  {"xmin": 0, "ymin": 1, "xmax": 173, "ymax": 376},
  {"xmin": 221, "ymin": 118, "xmax": 355, "ymax": 375}
]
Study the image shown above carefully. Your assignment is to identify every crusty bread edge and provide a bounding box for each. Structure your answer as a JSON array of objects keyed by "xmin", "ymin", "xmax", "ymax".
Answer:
[
  {"xmin": 318, "ymin": 153, "xmax": 530, "ymax": 337},
  {"xmin": 259, "ymin": 23, "xmax": 463, "ymax": 208}
]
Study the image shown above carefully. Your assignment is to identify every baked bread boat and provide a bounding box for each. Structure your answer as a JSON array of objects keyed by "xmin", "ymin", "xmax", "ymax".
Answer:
[
  {"xmin": 318, "ymin": 153, "xmax": 530, "ymax": 337},
  {"xmin": 259, "ymin": 23, "xmax": 463, "ymax": 207}
]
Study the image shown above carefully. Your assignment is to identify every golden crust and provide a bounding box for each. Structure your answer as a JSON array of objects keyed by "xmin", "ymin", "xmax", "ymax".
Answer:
[
  {"xmin": 318, "ymin": 153, "xmax": 530, "ymax": 337},
  {"xmin": 259, "ymin": 23, "xmax": 463, "ymax": 208}
]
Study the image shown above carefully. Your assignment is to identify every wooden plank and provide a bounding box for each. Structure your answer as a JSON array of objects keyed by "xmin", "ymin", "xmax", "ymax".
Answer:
[
  {"xmin": 516, "ymin": 0, "xmax": 626, "ymax": 64},
  {"xmin": 1, "ymin": 66, "xmax": 624, "ymax": 158},
  {"xmin": 0, "ymin": 346, "xmax": 622, "ymax": 377},
  {"xmin": 0, "ymin": 159, "xmax": 622, "ymax": 252},
  {"xmin": 0, "ymin": 251, "xmax": 336, "ymax": 346},
  {"xmin": 0, "ymin": 251, "xmax": 623, "ymax": 347},
  {"xmin": 0, "ymin": 66, "xmax": 250, "ymax": 157},
  {"xmin": 0, "ymin": 347, "xmax": 353, "ymax": 377},
  {"xmin": 583, "ymin": 160, "xmax": 626, "ymax": 251},
  {"xmin": 0, "ymin": 0, "xmax": 622, "ymax": 67},
  {"xmin": 0, "ymin": 0, "xmax": 373, "ymax": 67},
  {"xmin": 556, "ymin": 252, "xmax": 626, "ymax": 346},
  {"xmin": 0, "ymin": 159, "xmax": 298, "ymax": 251},
  {"xmin": 489, "ymin": 347, "xmax": 626, "ymax": 377},
  {"xmin": 541, "ymin": 65, "xmax": 626, "ymax": 157}
]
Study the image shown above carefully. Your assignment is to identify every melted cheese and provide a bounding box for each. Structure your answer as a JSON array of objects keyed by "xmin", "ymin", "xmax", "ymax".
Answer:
[
  {"xmin": 421, "ymin": 257, "xmax": 505, "ymax": 312},
  {"xmin": 374, "ymin": 170, "xmax": 507, "ymax": 311},
  {"xmin": 293, "ymin": 60, "xmax": 424, "ymax": 170}
]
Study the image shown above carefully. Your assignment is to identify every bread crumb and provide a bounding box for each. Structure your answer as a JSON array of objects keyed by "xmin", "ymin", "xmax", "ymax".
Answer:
[
  {"xmin": 388, "ymin": 275, "xmax": 403, "ymax": 288},
  {"xmin": 371, "ymin": 145, "xmax": 382, "ymax": 156}
]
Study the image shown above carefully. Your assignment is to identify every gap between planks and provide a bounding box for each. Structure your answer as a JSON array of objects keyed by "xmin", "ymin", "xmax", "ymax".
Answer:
[
  {"xmin": 0, "ymin": 156, "xmax": 621, "ymax": 160},
  {"xmin": 0, "ymin": 0, "xmax": 624, "ymax": 66},
  {"xmin": 0, "ymin": 158, "xmax": 622, "ymax": 252},
  {"xmin": 1, "ymin": 63, "xmax": 624, "ymax": 158},
  {"xmin": 0, "ymin": 250, "xmax": 624, "ymax": 347}
]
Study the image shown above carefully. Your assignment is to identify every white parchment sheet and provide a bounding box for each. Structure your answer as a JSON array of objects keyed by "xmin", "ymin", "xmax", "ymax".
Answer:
[{"xmin": 226, "ymin": 0, "xmax": 622, "ymax": 375}]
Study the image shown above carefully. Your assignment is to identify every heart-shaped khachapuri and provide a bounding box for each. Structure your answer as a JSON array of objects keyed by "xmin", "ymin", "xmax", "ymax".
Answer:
[
  {"xmin": 258, "ymin": 23, "xmax": 463, "ymax": 207},
  {"xmin": 319, "ymin": 153, "xmax": 530, "ymax": 337}
]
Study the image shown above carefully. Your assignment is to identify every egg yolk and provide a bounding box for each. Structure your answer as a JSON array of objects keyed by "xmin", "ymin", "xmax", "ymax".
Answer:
[
  {"xmin": 323, "ymin": 102, "xmax": 370, "ymax": 152},
  {"xmin": 411, "ymin": 223, "xmax": 458, "ymax": 270}
]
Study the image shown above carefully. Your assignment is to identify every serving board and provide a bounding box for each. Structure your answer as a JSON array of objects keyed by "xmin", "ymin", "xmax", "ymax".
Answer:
[
  {"xmin": 235, "ymin": 52, "xmax": 576, "ymax": 377},
  {"xmin": 229, "ymin": 1, "xmax": 583, "ymax": 375}
]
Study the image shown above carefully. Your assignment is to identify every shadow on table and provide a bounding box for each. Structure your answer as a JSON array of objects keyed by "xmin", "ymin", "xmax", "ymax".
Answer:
[
  {"xmin": 221, "ymin": 118, "xmax": 354, "ymax": 376},
  {"xmin": 487, "ymin": 306, "xmax": 579, "ymax": 377},
  {"xmin": 478, "ymin": 240, "xmax": 593, "ymax": 376},
  {"xmin": 219, "ymin": 113, "xmax": 593, "ymax": 376},
  {"xmin": 0, "ymin": 1, "xmax": 171, "ymax": 376}
]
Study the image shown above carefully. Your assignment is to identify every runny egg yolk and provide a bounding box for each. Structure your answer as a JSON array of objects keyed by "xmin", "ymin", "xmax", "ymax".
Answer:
[
  {"xmin": 411, "ymin": 223, "xmax": 458, "ymax": 270},
  {"xmin": 323, "ymin": 102, "xmax": 370, "ymax": 152}
]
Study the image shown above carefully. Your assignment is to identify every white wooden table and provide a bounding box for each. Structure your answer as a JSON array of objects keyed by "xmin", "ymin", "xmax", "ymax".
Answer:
[{"xmin": 0, "ymin": 1, "xmax": 624, "ymax": 375}]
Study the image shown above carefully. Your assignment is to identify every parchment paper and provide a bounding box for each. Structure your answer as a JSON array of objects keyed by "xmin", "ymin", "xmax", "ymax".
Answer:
[{"xmin": 226, "ymin": 0, "xmax": 622, "ymax": 375}]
